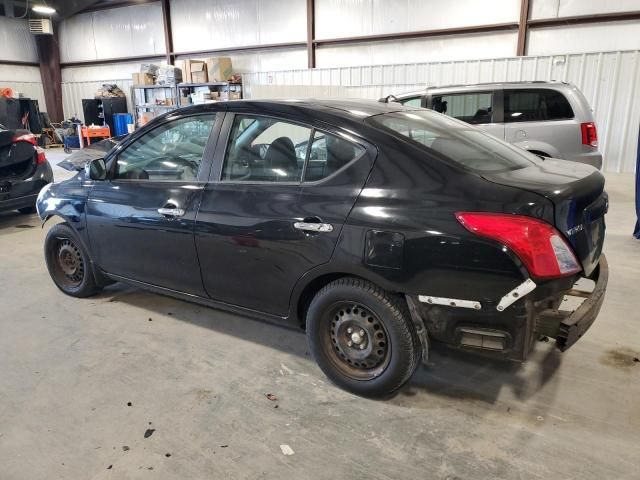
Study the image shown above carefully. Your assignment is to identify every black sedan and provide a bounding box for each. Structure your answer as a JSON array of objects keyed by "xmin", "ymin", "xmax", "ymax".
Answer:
[
  {"xmin": 1, "ymin": 123, "xmax": 53, "ymax": 214},
  {"xmin": 36, "ymin": 99, "xmax": 608, "ymax": 397}
]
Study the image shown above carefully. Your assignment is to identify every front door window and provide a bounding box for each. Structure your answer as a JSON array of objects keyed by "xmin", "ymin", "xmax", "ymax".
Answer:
[{"xmin": 115, "ymin": 114, "xmax": 217, "ymax": 181}]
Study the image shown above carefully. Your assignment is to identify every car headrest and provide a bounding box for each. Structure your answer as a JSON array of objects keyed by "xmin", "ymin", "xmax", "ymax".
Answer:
[{"xmin": 265, "ymin": 137, "xmax": 297, "ymax": 178}]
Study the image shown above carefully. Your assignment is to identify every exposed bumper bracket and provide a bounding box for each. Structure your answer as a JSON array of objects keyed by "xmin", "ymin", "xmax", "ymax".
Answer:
[
  {"xmin": 496, "ymin": 278, "xmax": 537, "ymax": 312},
  {"xmin": 418, "ymin": 295, "xmax": 481, "ymax": 310}
]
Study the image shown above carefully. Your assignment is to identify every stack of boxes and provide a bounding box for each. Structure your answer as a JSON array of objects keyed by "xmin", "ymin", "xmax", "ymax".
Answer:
[{"xmin": 175, "ymin": 57, "xmax": 234, "ymax": 84}]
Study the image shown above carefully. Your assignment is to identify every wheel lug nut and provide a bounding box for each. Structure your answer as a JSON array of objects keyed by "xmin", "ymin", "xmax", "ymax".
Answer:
[
  {"xmin": 359, "ymin": 330, "xmax": 365, "ymax": 336},
  {"xmin": 347, "ymin": 341, "xmax": 353, "ymax": 347},
  {"xmin": 360, "ymin": 344, "xmax": 365, "ymax": 350},
  {"xmin": 347, "ymin": 327, "xmax": 353, "ymax": 334}
]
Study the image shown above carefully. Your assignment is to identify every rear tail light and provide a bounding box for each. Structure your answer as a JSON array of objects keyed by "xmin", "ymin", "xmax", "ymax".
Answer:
[
  {"xmin": 35, "ymin": 146, "xmax": 47, "ymax": 165},
  {"xmin": 580, "ymin": 122, "xmax": 598, "ymax": 147},
  {"xmin": 456, "ymin": 212, "xmax": 582, "ymax": 279},
  {"xmin": 12, "ymin": 133, "xmax": 38, "ymax": 146}
]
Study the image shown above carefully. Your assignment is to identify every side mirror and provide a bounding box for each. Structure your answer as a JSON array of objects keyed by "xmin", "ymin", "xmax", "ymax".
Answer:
[{"xmin": 87, "ymin": 158, "xmax": 107, "ymax": 180}]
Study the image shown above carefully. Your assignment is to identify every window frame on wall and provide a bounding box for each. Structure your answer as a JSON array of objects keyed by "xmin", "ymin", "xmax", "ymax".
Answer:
[{"xmin": 214, "ymin": 112, "xmax": 368, "ymax": 186}]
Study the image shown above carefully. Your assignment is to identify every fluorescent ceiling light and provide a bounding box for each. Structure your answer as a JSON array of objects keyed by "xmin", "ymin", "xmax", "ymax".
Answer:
[{"xmin": 32, "ymin": 5, "xmax": 56, "ymax": 14}]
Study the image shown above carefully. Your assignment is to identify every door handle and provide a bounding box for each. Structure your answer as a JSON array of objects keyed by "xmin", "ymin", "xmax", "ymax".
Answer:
[
  {"xmin": 294, "ymin": 222, "xmax": 333, "ymax": 233},
  {"xmin": 157, "ymin": 207, "xmax": 185, "ymax": 217}
]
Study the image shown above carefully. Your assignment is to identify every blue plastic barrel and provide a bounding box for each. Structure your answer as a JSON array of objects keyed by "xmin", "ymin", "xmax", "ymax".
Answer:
[{"xmin": 113, "ymin": 113, "xmax": 133, "ymax": 137}]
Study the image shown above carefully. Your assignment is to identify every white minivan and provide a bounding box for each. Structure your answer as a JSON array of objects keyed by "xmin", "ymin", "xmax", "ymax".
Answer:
[{"xmin": 387, "ymin": 81, "xmax": 603, "ymax": 169}]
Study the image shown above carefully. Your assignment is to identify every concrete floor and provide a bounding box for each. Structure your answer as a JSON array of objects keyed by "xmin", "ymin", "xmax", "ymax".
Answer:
[{"xmin": 1, "ymin": 149, "xmax": 639, "ymax": 479}]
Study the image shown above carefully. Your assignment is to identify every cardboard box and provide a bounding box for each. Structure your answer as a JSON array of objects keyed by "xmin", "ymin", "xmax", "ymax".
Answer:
[
  {"xmin": 175, "ymin": 60, "xmax": 188, "ymax": 84},
  {"xmin": 189, "ymin": 61, "xmax": 208, "ymax": 84},
  {"xmin": 132, "ymin": 73, "xmax": 154, "ymax": 85},
  {"xmin": 205, "ymin": 57, "xmax": 233, "ymax": 82}
]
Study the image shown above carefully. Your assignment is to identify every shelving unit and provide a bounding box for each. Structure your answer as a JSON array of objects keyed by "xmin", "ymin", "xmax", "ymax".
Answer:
[
  {"xmin": 131, "ymin": 84, "xmax": 179, "ymax": 126},
  {"xmin": 176, "ymin": 82, "xmax": 242, "ymax": 106}
]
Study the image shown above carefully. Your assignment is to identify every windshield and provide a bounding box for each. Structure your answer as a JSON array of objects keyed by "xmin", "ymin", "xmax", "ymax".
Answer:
[{"xmin": 369, "ymin": 110, "xmax": 538, "ymax": 173}]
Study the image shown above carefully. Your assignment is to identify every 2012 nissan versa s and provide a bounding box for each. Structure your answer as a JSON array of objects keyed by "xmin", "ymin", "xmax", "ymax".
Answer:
[{"xmin": 37, "ymin": 99, "xmax": 608, "ymax": 397}]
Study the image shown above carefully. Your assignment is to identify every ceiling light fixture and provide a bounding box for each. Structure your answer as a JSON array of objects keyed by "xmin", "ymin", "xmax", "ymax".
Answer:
[{"xmin": 32, "ymin": 5, "xmax": 56, "ymax": 15}]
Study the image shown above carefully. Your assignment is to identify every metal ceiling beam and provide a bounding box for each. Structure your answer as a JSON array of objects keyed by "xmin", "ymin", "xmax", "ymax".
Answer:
[
  {"xmin": 160, "ymin": 0, "xmax": 174, "ymax": 64},
  {"xmin": 307, "ymin": 0, "xmax": 316, "ymax": 68},
  {"xmin": 528, "ymin": 10, "xmax": 640, "ymax": 28},
  {"xmin": 516, "ymin": 0, "xmax": 530, "ymax": 56},
  {"xmin": 313, "ymin": 22, "xmax": 519, "ymax": 47},
  {"xmin": 60, "ymin": 54, "xmax": 166, "ymax": 68}
]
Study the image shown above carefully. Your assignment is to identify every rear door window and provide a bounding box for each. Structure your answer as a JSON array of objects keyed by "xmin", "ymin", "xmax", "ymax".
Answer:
[
  {"xmin": 431, "ymin": 92, "xmax": 494, "ymax": 124},
  {"xmin": 504, "ymin": 89, "xmax": 574, "ymax": 122},
  {"xmin": 221, "ymin": 115, "xmax": 312, "ymax": 183}
]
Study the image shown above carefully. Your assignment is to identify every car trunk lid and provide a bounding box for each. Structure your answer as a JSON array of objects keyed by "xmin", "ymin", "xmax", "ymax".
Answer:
[
  {"xmin": 0, "ymin": 129, "xmax": 37, "ymax": 182},
  {"xmin": 482, "ymin": 159, "xmax": 606, "ymax": 277}
]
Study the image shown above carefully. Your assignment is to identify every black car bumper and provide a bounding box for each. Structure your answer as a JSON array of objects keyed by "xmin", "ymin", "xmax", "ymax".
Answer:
[
  {"xmin": 536, "ymin": 254, "xmax": 608, "ymax": 351},
  {"xmin": 407, "ymin": 254, "xmax": 608, "ymax": 360},
  {"xmin": 0, "ymin": 161, "xmax": 53, "ymax": 213}
]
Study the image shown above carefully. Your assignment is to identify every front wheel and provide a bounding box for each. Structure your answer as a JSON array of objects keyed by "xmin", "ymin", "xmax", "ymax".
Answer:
[
  {"xmin": 44, "ymin": 223, "xmax": 101, "ymax": 298},
  {"xmin": 306, "ymin": 277, "xmax": 421, "ymax": 398}
]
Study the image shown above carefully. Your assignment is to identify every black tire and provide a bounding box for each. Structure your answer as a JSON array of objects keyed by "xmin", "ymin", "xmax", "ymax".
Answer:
[
  {"xmin": 306, "ymin": 277, "xmax": 421, "ymax": 398},
  {"xmin": 18, "ymin": 206, "xmax": 36, "ymax": 214},
  {"xmin": 44, "ymin": 223, "xmax": 101, "ymax": 298}
]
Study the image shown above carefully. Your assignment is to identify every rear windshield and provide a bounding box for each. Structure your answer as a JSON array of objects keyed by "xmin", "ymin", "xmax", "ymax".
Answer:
[{"xmin": 369, "ymin": 110, "xmax": 537, "ymax": 173}]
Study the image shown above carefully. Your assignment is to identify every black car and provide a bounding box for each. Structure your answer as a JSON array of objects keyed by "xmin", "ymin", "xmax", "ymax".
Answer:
[
  {"xmin": 1, "ymin": 123, "xmax": 53, "ymax": 214},
  {"xmin": 37, "ymin": 99, "xmax": 608, "ymax": 397}
]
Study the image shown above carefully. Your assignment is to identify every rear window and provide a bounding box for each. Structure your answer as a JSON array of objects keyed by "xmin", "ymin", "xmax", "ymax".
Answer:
[
  {"xmin": 504, "ymin": 89, "xmax": 574, "ymax": 122},
  {"xmin": 369, "ymin": 110, "xmax": 537, "ymax": 173}
]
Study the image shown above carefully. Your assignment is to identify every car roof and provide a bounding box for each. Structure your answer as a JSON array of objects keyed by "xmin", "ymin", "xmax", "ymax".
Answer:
[
  {"xmin": 393, "ymin": 81, "xmax": 573, "ymax": 99},
  {"xmin": 179, "ymin": 98, "xmax": 415, "ymax": 120}
]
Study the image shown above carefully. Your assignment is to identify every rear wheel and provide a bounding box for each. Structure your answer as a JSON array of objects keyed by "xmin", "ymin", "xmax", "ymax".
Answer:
[
  {"xmin": 44, "ymin": 223, "xmax": 101, "ymax": 298},
  {"xmin": 306, "ymin": 277, "xmax": 421, "ymax": 398}
]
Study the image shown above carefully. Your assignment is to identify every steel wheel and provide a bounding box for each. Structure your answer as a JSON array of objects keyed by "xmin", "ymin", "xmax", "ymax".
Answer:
[
  {"xmin": 52, "ymin": 238, "xmax": 85, "ymax": 288},
  {"xmin": 322, "ymin": 301, "xmax": 391, "ymax": 380}
]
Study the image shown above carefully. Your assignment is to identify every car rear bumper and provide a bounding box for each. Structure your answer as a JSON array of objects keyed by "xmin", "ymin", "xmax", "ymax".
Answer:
[
  {"xmin": 0, "ymin": 161, "xmax": 53, "ymax": 212},
  {"xmin": 536, "ymin": 254, "xmax": 608, "ymax": 351},
  {"xmin": 406, "ymin": 254, "xmax": 608, "ymax": 361}
]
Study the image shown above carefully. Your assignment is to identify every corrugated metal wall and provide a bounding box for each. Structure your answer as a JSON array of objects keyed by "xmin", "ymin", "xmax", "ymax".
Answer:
[
  {"xmin": 245, "ymin": 50, "xmax": 640, "ymax": 173},
  {"xmin": 0, "ymin": 64, "xmax": 46, "ymax": 113},
  {"xmin": 61, "ymin": 63, "xmax": 141, "ymax": 120},
  {"xmin": 0, "ymin": 18, "xmax": 44, "ymax": 109},
  {"xmin": 0, "ymin": 17, "xmax": 38, "ymax": 63},
  {"xmin": 58, "ymin": 3, "xmax": 165, "ymax": 63}
]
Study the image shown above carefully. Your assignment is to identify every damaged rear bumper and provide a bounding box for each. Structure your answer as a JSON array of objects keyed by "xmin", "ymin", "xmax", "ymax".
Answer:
[
  {"xmin": 536, "ymin": 254, "xmax": 608, "ymax": 351},
  {"xmin": 405, "ymin": 254, "xmax": 608, "ymax": 360}
]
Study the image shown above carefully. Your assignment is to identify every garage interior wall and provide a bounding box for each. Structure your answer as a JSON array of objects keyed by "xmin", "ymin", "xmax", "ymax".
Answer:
[
  {"xmin": 0, "ymin": 17, "xmax": 46, "ymax": 108},
  {"xmin": 5, "ymin": 0, "xmax": 637, "ymax": 172}
]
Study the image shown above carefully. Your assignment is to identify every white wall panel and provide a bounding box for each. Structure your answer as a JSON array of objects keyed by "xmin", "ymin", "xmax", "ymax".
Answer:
[
  {"xmin": 245, "ymin": 50, "xmax": 640, "ymax": 173},
  {"xmin": 0, "ymin": 65, "xmax": 45, "ymax": 108},
  {"xmin": 0, "ymin": 17, "xmax": 38, "ymax": 63},
  {"xmin": 61, "ymin": 63, "xmax": 141, "ymax": 120},
  {"xmin": 528, "ymin": 20, "xmax": 640, "ymax": 56},
  {"xmin": 530, "ymin": 0, "xmax": 640, "ymax": 20},
  {"xmin": 170, "ymin": 0, "xmax": 306, "ymax": 53},
  {"xmin": 316, "ymin": 32, "xmax": 518, "ymax": 67},
  {"xmin": 58, "ymin": 3, "xmax": 165, "ymax": 63},
  {"xmin": 316, "ymin": 0, "xmax": 520, "ymax": 39}
]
